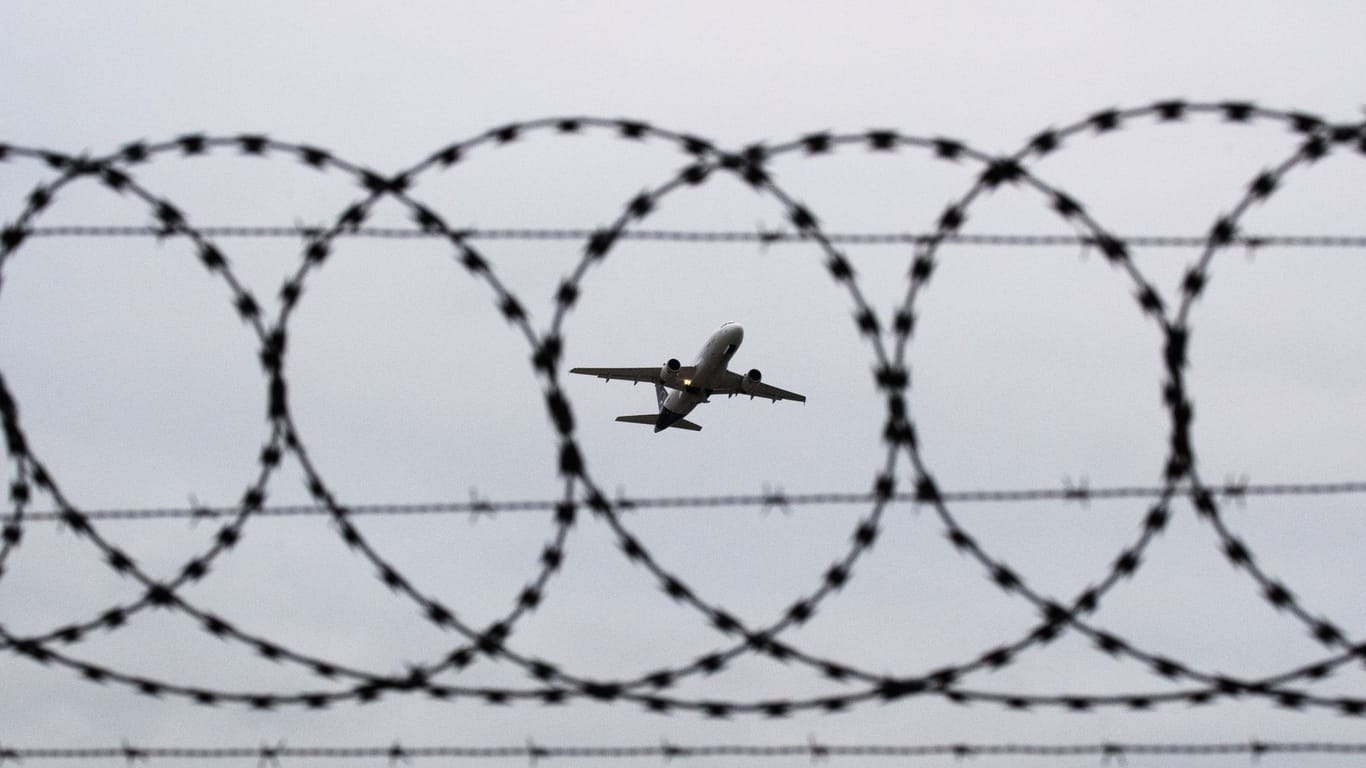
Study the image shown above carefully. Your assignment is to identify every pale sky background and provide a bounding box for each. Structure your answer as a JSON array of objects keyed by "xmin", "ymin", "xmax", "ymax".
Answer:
[{"xmin": 2, "ymin": 2, "xmax": 1366, "ymax": 766}]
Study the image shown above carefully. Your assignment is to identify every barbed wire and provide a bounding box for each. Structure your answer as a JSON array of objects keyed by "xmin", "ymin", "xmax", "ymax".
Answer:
[
  {"xmin": 5, "ymin": 480, "xmax": 1365, "ymax": 523},
  {"xmin": 20, "ymin": 225, "xmax": 1366, "ymax": 248},
  {"xmin": 3, "ymin": 100, "xmax": 1366, "ymax": 716},
  {"xmin": 3, "ymin": 739, "xmax": 1365, "ymax": 763}
]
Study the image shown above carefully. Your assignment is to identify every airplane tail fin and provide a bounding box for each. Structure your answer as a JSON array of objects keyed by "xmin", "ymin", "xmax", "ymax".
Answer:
[{"xmin": 615, "ymin": 414, "xmax": 702, "ymax": 431}]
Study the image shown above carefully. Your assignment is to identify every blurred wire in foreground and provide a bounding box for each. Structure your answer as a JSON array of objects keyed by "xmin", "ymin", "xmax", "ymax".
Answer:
[
  {"xmin": 6, "ymin": 480, "xmax": 1366, "ymax": 524},
  {"xmin": 22, "ymin": 225, "xmax": 1366, "ymax": 248},
  {"xmin": 6, "ymin": 102, "xmax": 1366, "ymax": 717},
  {"xmin": 4, "ymin": 739, "xmax": 1366, "ymax": 763}
]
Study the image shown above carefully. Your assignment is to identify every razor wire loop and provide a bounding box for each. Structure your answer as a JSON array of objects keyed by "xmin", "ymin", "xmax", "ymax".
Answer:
[
  {"xmin": 879, "ymin": 106, "xmax": 1207, "ymax": 701},
  {"xmin": 0, "ymin": 104, "xmax": 1364, "ymax": 715},
  {"xmin": 846, "ymin": 109, "xmax": 1366, "ymax": 710},
  {"xmin": 250, "ymin": 117, "xmax": 900, "ymax": 707},
  {"xmin": 407, "ymin": 120, "xmax": 912, "ymax": 705},
  {"xmin": 0, "ymin": 142, "xmax": 300, "ymax": 680},
  {"xmin": 499, "ymin": 123, "xmax": 1072, "ymax": 705},
  {"xmin": 0, "ymin": 134, "xmax": 585, "ymax": 705},
  {"xmin": 1169, "ymin": 118, "xmax": 1366, "ymax": 658},
  {"xmin": 206, "ymin": 117, "xmax": 914, "ymax": 709},
  {"xmin": 875, "ymin": 102, "xmax": 1366, "ymax": 713},
  {"xmin": 1005, "ymin": 105, "xmax": 1366, "ymax": 673},
  {"xmin": 885, "ymin": 105, "xmax": 1228, "ymax": 696},
  {"xmin": 257, "ymin": 118, "xmax": 907, "ymax": 705}
]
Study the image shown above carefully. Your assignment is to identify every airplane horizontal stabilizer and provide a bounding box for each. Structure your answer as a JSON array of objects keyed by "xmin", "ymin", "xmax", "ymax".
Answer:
[{"xmin": 615, "ymin": 414, "xmax": 702, "ymax": 431}]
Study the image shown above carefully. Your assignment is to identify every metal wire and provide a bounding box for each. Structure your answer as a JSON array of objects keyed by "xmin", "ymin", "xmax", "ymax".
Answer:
[
  {"xmin": 5, "ymin": 480, "xmax": 1365, "ymax": 524},
  {"xmin": 3, "ymin": 101, "xmax": 1366, "ymax": 717},
  {"xmin": 4, "ymin": 739, "xmax": 1366, "ymax": 762},
  {"xmin": 21, "ymin": 225, "xmax": 1366, "ymax": 248}
]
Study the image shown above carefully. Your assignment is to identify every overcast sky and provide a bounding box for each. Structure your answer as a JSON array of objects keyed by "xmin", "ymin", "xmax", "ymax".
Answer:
[{"xmin": 2, "ymin": 2, "xmax": 1366, "ymax": 766}]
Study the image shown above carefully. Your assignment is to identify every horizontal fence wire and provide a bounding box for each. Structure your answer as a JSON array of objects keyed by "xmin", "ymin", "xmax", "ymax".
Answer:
[
  {"xmin": 4, "ymin": 739, "xmax": 1366, "ymax": 763},
  {"xmin": 19, "ymin": 225, "xmax": 1366, "ymax": 248},
  {"xmin": 6, "ymin": 480, "xmax": 1366, "ymax": 524}
]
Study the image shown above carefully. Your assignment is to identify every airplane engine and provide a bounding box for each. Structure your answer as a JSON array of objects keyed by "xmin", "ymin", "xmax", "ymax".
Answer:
[
  {"xmin": 660, "ymin": 358, "xmax": 683, "ymax": 385},
  {"xmin": 740, "ymin": 368, "xmax": 763, "ymax": 396}
]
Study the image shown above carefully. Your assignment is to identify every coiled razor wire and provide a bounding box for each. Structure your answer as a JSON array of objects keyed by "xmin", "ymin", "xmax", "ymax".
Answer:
[{"xmin": 1, "ymin": 101, "xmax": 1366, "ymax": 715}]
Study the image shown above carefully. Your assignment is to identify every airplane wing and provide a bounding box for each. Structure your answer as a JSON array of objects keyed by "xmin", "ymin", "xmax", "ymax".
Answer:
[
  {"xmin": 714, "ymin": 370, "xmax": 806, "ymax": 403},
  {"xmin": 569, "ymin": 366, "xmax": 697, "ymax": 389}
]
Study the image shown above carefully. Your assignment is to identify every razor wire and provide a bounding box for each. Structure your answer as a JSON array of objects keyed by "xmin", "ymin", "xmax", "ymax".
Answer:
[{"xmin": 2, "ymin": 101, "xmax": 1366, "ymax": 716}]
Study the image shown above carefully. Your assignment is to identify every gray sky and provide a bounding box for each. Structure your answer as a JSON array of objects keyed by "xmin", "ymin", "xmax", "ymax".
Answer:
[{"xmin": 2, "ymin": 2, "xmax": 1366, "ymax": 766}]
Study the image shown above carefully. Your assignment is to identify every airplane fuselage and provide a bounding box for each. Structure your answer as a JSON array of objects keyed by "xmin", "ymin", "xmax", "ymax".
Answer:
[
  {"xmin": 569, "ymin": 321, "xmax": 803, "ymax": 432},
  {"xmin": 656, "ymin": 323, "xmax": 743, "ymax": 431}
]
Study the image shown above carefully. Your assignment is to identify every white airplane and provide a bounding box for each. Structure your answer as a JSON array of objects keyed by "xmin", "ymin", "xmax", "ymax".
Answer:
[{"xmin": 570, "ymin": 322, "xmax": 805, "ymax": 432}]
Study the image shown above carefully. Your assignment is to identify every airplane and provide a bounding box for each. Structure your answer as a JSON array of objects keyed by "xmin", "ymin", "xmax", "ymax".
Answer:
[{"xmin": 569, "ymin": 322, "xmax": 805, "ymax": 432}]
